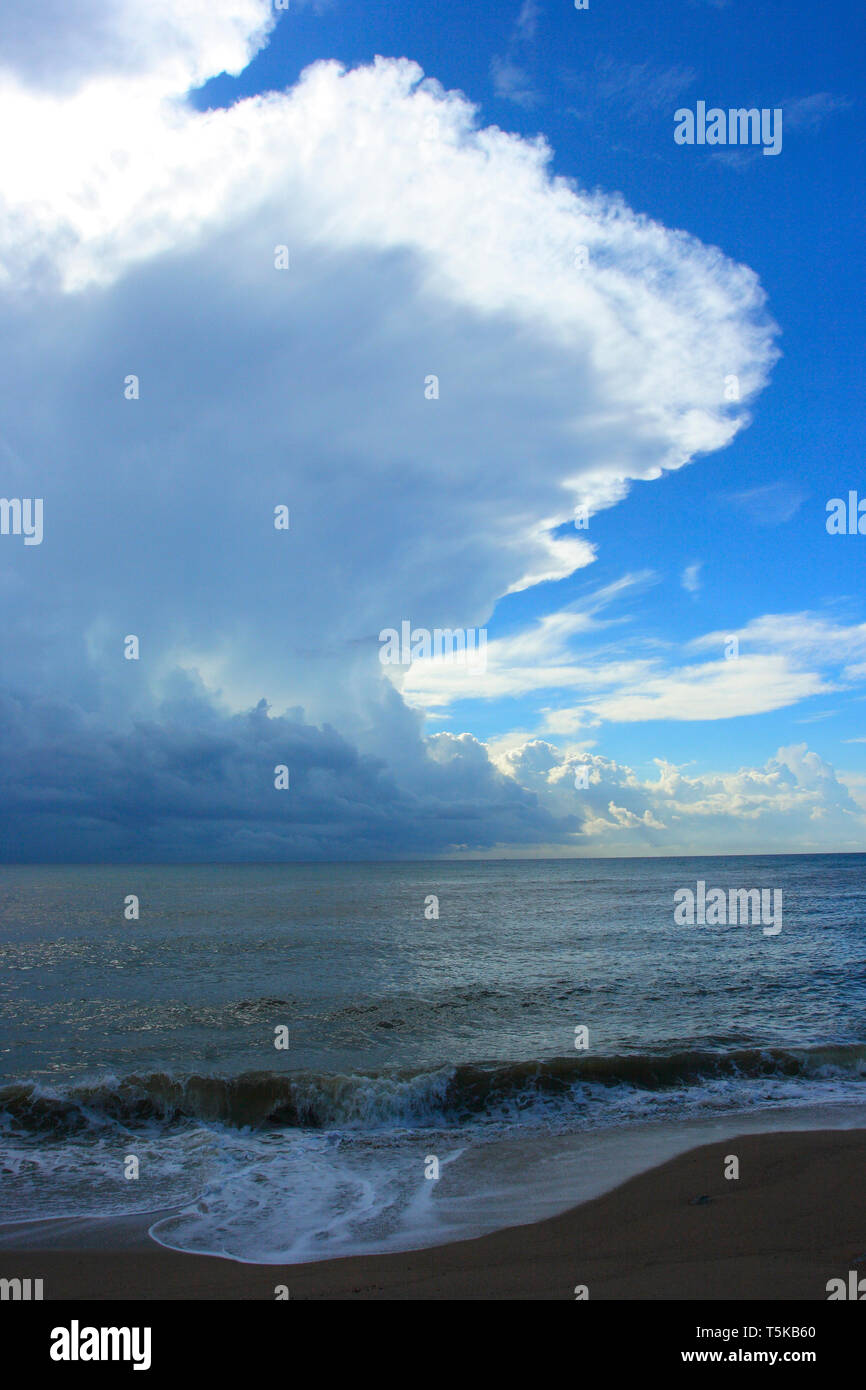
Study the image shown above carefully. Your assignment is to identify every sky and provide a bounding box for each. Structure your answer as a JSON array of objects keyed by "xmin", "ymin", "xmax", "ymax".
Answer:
[{"xmin": 0, "ymin": 0, "xmax": 863, "ymax": 860}]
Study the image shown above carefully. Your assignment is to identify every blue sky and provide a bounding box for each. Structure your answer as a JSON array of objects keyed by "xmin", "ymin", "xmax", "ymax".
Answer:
[{"xmin": 0, "ymin": 0, "xmax": 863, "ymax": 859}]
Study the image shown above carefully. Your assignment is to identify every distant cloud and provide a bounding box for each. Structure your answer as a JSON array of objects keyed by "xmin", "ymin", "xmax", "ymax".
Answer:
[
  {"xmin": 2, "ymin": 679, "xmax": 861, "ymax": 859},
  {"xmin": 515, "ymin": 0, "xmax": 541, "ymax": 41},
  {"xmin": 493, "ymin": 740, "xmax": 865, "ymax": 854},
  {"xmin": 719, "ymin": 483, "xmax": 805, "ymax": 525},
  {"xmin": 782, "ymin": 92, "xmax": 853, "ymax": 132},
  {"xmin": 682, "ymin": 563, "xmax": 702, "ymax": 594},
  {"xmin": 567, "ymin": 54, "xmax": 695, "ymax": 121},
  {"xmin": 490, "ymin": 0, "xmax": 543, "ymax": 108},
  {"xmin": 490, "ymin": 55, "xmax": 540, "ymax": 109},
  {"xmin": 0, "ymin": 687, "xmax": 571, "ymax": 861},
  {"xmin": 711, "ymin": 93, "xmax": 853, "ymax": 168}
]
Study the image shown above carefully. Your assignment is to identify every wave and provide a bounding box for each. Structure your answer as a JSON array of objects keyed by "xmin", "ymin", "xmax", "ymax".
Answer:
[{"xmin": 2, "ymin": 1043, "xmax": 865, "ymax": 1138}]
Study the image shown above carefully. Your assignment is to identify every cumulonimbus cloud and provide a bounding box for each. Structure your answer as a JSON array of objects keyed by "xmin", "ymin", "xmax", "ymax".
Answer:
[{"xmin": 0, "ymin": 1, "xmax": 812, "ymax": 858}]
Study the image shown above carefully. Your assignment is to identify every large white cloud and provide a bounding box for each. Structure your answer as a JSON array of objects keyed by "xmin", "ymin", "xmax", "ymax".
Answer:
[
  {"xmin": 0, "ymin": 36, "xmax": 777, "ymax": 697},
  {"xmin": 0, "ymin": 1, "xmax": 820, "ymax": 859}
]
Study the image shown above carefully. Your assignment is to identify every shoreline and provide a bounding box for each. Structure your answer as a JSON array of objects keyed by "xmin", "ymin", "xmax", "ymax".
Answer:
[{"xmin": 2, "ymin": 1128, "xmax": 865, "ymax": 1299}]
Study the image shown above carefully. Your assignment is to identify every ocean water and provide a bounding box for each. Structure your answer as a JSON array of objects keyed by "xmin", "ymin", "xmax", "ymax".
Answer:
[{"xmin": 1, "ymin": 856, "xmax": 865, "ymax": 1263}]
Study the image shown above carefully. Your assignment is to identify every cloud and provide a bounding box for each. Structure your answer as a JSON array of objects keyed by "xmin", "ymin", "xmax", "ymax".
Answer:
[
  {"xmin": 567, "ymin": 55, "xmax": 696, "ymax": 121},
  {"xmin": 0, "ymin": 684, "xmax": 572, "ymax": 861},
  {"xmin": 782, "ymin": 92, "xmax": 853, "ymax": 133},
  {"xmin": 710, "ymin": 92, "xmax": 854, "ymax": 169},
  {"xmin": 489, "ymin": 0, "xmax": 543, "ymax": 108},
  {"xmin": 682, "ymin": 562, "xmax": 702, "ymax": 593},
  {"xmin": 553, "ymin": 611, "xmax": 866, "ymax": 727},
  {"xmin": 5, "ymin": 676, "xmax": 860, "ymax": 858},
  {"xmin": 582, "ymin": 656, "xmax": 828, "ymax": 724},
  {"xmin": 400, "ymin": 576, "xmax": 654, "ymax": 709},
  {"xmin": 718, "ymin": 482, "xmax": 804, "ymax": 525},
  {"xmin": 492, "ymin": 740, "xmax": 865, "ymax": 853},
  {"xmin": 490, "ymin": 55, "xmax": 540, "ymax": 109},
  {"xmin": 403, "ymin": 598, "xmax": 865, "ymax": 727},
  {"xmin": 0, "ymin": 3, "xmax": 790, "ymax": 857},
  {"xmin": 515, "ymin": 0, "xmax": 542, "ymax": 42},
  {"xmin": 0, "ymin": 0, "xmax": 276, "ymax": 94},
  {"xmin": 689, "ymin": 613, "xmax": 866, "ymax": 667}
]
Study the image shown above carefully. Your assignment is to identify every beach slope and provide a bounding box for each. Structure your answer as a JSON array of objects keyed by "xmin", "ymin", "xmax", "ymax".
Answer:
[{"xmin": 1, "ymin": 1129, "xmax": 864, "ymax": 1300}]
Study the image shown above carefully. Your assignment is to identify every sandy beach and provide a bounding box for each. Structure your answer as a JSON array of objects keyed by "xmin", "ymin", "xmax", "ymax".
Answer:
[{"xmin": 2, "ymin": 1128, "xmax": 864, "ymax": 1300}]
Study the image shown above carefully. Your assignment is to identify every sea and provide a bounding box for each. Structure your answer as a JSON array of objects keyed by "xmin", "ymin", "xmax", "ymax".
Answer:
[{"xmin": 1, "ymin": 856, "xmax": 864, "ymax": 1264}]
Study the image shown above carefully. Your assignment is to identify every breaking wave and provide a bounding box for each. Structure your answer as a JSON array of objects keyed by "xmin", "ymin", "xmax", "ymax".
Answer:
[{"xmin": 3, "ymin": 1043, "xmax": 865, "ymax": 1138}]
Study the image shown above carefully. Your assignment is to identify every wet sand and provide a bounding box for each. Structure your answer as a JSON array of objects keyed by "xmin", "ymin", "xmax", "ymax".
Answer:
[{"xmin": 2, "ymin": 1129, "xmax": 865, "ymax": 1299}]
